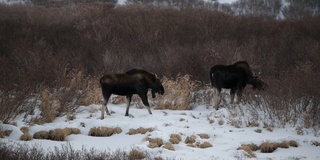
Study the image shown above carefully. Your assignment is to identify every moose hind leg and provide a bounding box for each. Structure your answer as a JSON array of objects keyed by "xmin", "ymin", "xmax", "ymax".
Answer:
[
  {"xmin": 212, "ymin": 88, "xmax": 221, "ymax": 110},
  {"xmin": 139, "ymin": 93, "xmax": 152, "ymax": 115},
  {"xmin": 101, "ymin": 94, "xmax": 111, "ymax": 120},
  {"xmin": 125, "ymin": 95, "xmax": 132, "ymax": 116}
]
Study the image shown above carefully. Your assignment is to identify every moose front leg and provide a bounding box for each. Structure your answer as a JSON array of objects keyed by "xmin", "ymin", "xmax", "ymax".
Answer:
[
  {"xmin": 212, "ymin": 87, "xmax": 221, "ymax": 110},
  {"xmin": 125, "ymin": 95, "xmax": 133, "ymax": 116},
  {"xmin": 139, "ymin": 93, "xmax": 152, "ymax": 115}
]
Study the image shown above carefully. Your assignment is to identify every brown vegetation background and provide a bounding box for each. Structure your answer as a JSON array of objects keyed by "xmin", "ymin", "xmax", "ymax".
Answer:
[{"xmin": 0, "ymin": 1, "xmax": 319, "ymax": 127}]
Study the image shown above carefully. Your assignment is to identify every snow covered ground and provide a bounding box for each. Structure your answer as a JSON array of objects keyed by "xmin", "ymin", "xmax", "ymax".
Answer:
[{"xmin": 1, "ymin": 102, "xmax": 320, "ymax": 160}]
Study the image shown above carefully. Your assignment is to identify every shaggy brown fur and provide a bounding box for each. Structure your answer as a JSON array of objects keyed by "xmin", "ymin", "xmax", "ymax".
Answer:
[
  {"xmin": 209, "ymin": 61, "xmax": 265, "ymax": 110},
  {"xmin": 100, "ymin": 69, "xmax": 164, "ymax": 119}
]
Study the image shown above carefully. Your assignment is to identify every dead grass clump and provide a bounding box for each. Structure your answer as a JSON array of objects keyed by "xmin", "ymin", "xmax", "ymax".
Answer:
[
  {"xmin": 147, "ymin": 137, "xmax": 164, "ymax": 148},
  {"xmin": 198, "ymin": 133, "xmax": 210, "ymax": 139},
  {"xmin": 187, "ymin": 144, "xmax": 197, "ymax": 148},
  {"xmin": 20, "ymin": 133, "xmax": 33, "ymax": 141},
  {"xmin": 76, "ymin": 75, "xmax": 102, "ymax": 106},
  {"xmin": 197, "ymin": 141, "xmax": 213, "ymax": 148},
  {"xmin": 63, "ymin": 127, "xmax": 81, "ymax": 135},
  {"xmin": 229, "ymin": 120, "xmax": 241, "ymax": 128},
  {"xmin": 20, "ymin": 127, "xmax": 29, "ymax": 134},
  {"xmin": 155, "ymin": 75, "xmax": 200, "ymax": 110},
  {"xmin": 184, "ymin": 135, "xmax": 197, "ymax": 144},
  {"xmin": 260, "ymin": 141, "xmax": 278, "ymax": 153},
  {"xmin": 237, "ymin": 145, "xmax": 256, "ymax": 158},
  {"xmin": 0, "ymin": 129, "xmax": 12, "ymax": 138},
  {"xmin": 277, "ymin": 140, "xmax": 290, "ymax": 148},
  {"xmin": 247, "ymin": 120, "xmax": 259, "ymax": 127},
  {"xmin": 19, "ymin": 127, "xmax": 33, "ymax": 141},
  {"xmin": 245, "ymin": 143, "xmax": 259, "ymax": 151},
  {"xmin": 254, "ymin": 129, "xmax": 262, "ymax": 133},
  {"xmin": 37, "ymin": 89, "xmax": 60, "ymax": 124},
  {"xmin": 207, "ymin": 117, "xmax": 214, "ymax": 124},
  {"xmin": 33, "ymin": 127, "xmax": 82, "ymax": 141},
  {"xmin": 311, "ymin": 141, "xmax": 320, "ymax": 147},
  {"xmin": 169, "ymin": 134, "xmax": 182, "ymax": 144},
  {"xmin": 128, "ymin": 149, "xmax": 146, "ymax": 160},
  {"xmin": 33, "ymin": 131, "xmax": 50, "ymax": 139},
  {"xmin": 154, "ymin": 157, "xmax": 164, "ymax": 160},
  {"xmin": 49, "ymin": 129, "xmax": 67, "ymax": 141},
  {"xmin": 288, "ymin": 140, "xmax": 299, "ymax": 147},
  {"xmin": 164, "ymin": 142, "xmax": 175, "ymax": 151},
  {"xmin": 218, "ymin": 119, "xmax": 224, "ymax": 125},
  {"xmin": 127, "ymin": 127, "xmax": 154, "ymax": 135},
  {"xmin": 88, "ymin": 126, "xmax": 122, "ymax": 137}
]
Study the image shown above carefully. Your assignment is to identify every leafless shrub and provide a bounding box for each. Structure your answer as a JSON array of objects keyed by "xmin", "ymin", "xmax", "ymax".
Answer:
[{"xmin": 0, "ymin": 140, "xmax": 158, "ymax": 160}]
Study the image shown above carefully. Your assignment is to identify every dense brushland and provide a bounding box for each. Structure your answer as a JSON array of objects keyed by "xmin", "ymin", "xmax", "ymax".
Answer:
[{"xmin": 0, "ymin": 0, "xmax": 320, "ymax": 158}]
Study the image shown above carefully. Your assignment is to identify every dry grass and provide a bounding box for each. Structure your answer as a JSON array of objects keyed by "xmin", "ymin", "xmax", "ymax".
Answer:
[
  {"xmin": 237, "ymin": 145, "xmax": 256, "ymax": 158},
  {"xmin": 33, "ymin": 131, "xmax": 50, "ymax": 140},
  {"xmin": 197, "ymin": 141, "xmax": 213, "ymax": 148},
  {"xmin": 49, "ymin": 129, "xmax": 67, "ymax": 141},
  {"xmin": 33, "ymin": 127, "xmax": 81, "ymax": 141},
  {"xmin": 260, "ymin": 141, "xmax": 278, "ymax": 153},
  {"xmin": 127, "ymin": 127, "xmax": 154, "ymax": 135},
  {"xmin": 20, "ymin": 132, "xmax": 33, "ymax": 141},
  {"xmin": 218, "ymin": 119, "xmax": 224, "ymax": 125},
  {"xmin": 254, "ymin": 128, "xmax": 262, "ymax": 133},
  {"xmin": 89, "ymin": 126, "xmax": 122, "ymax": 137},
  {"xmin": 154, "ymin": 75, "xmax": 200, "ymax": 110},
  {"xmin": 169, "ymin": 134, "xmax": 182, "ymax": 144},
  {"xmin": 289, "ymin": 140, "xmax": 299, "ymax": 147},
  {"xmin": 20, "ymin": 127, "xmax": 29, "ymax": 134},
  {"xmin": 184, "ymin": 135, "xmax": 197, "ymax": 144},
  {"xmin": 64, "ymin": 127, "xmax": 81, "ymax": 135},
  {"xmin": 128, "ymin": 149, "xmax": 146, "ymax": 160},
  {"xmin": 164, "ymin": 142, "xmax": 175, "ymax": 151},
  {"xmin": 311, "ymin": 141, "xmax": 320, "ymax": 147},
  {"xmin": 147, "ymin": 137, "xmax": 164, "ymax": 148},
  {"xmin": 19, "ymin": 127, "xmax": 33, "ymax": 141},
  {"xmin": 239, "ymin": 140, "xmax": 298, "ymax": 155},
  {"xmin": 229, "ymin": 120, "xmax": 241, "ymax": 128},
  {"xmin": 277, "ymin": 140, "xmax": 290, "ymax": 148},
  {"xmin": 198, "ymin": 133, "xmax": 210, "ymax": 139},
  {"xmin": 0, "ymin": 129, "xmax": 12, "ymax": 138}
]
